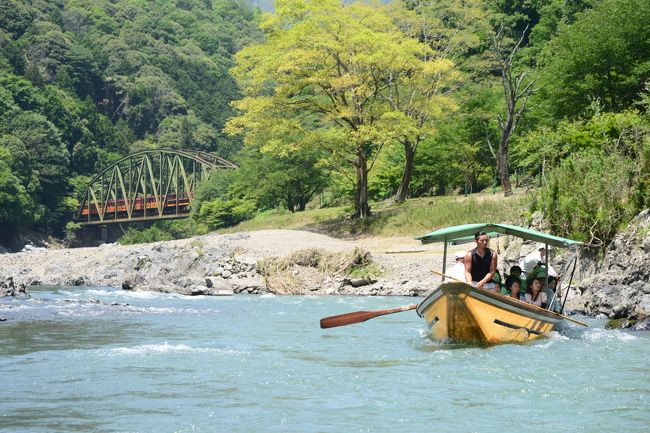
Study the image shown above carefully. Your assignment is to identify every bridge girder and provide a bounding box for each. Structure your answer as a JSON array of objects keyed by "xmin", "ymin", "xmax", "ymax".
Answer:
[{"xmin": 75, "ymin": 149, "xmax": 237, "ymax": 225}]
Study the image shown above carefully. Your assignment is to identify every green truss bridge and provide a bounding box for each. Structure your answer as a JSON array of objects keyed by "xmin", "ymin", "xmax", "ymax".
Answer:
[{"xmin": 75, "ymin": 149, "xmax": 237, "ymax": 225}]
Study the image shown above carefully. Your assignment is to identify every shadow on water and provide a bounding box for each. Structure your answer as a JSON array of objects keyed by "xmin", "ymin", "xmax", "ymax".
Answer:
[{"xmin": 416, "ymin": 340, "xmax": 492, "ymax": 352}]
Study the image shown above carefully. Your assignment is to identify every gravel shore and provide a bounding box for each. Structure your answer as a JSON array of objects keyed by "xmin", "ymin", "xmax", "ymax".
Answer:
[{"xmin": 0, "ymin": 229, "xmax": 447, "ymax": 296}]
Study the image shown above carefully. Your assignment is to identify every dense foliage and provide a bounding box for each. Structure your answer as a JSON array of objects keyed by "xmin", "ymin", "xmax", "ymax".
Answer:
[
  {"xmin": 0, "ymin": 0, "xmax": 261, "ymax": 240},
  {"xmin": 1, "ymin": 0, "xmax": 649, "ymax": 248}
]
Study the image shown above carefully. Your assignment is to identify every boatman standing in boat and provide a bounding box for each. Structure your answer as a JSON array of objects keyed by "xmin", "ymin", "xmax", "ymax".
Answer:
[{"xmin": 464, "ymin": 231, "xmax": 498, "ymax": 292}]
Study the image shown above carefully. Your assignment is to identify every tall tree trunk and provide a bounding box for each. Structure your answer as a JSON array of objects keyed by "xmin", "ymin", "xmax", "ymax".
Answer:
[
  {"xmin": 287, "ymin": 192, "xmax": 294, "ymax": 212},
  {"xmin": 395, "ymin": 141, "xmax": 414, "ymax": 203},
  {"xmin": 491, "ymin": 25, "xmax": 535, "ymax": 198},
  {"xmin": 498, "ymin": 116, "xmax": 514, "ymax": 196},
  {"xmin": 354, "ymin": 149, "xmax": 371, "ymax": 218}
]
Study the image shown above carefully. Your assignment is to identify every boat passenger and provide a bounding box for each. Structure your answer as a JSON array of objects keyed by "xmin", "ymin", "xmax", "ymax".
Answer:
[
  {"xmin": 524, "ymin": 278, "xmax": 548, "ymax": 308},
  {"xmin": 447, "ymin": 251, "xmax": 467, "ymax": 282},
  {"xmin": 533, "ymin": 270, "xmax": 560, "ymax": 311},
  {"xmin": 520, "ymin": 243, "xmax": 558, "ymax": 278},
  {"xmin": 503, "ymin": 276, "xmax": 522, "ymax": 300},
  {"xmin": 491, "ymin": 269, "xmax": 504, "ymax": 292},
  {"xmin": 506, "ymin": 265, "xmax": 526, "ymax": 292},
  {"xmin": 463, "ymin": 231, "xmax": 498, "ymax": 292}
]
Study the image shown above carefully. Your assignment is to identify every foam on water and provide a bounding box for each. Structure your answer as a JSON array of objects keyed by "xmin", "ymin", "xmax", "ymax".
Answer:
[
  {"xmin": 99, "ymin": 342, "xmax": 248, "ymax": 356},
  {"xmin": 0, "ymin": 303, "xmax": 35, "ymax": 312},
  {"xmin": 583, "ymin": 327, "xmax": 638, "ymax": 342}
]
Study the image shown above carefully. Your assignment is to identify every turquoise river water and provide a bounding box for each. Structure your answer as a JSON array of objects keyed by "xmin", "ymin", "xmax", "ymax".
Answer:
[{"xmin": 0, "ymin": 286, "xmax": 648, "ymax": 433}]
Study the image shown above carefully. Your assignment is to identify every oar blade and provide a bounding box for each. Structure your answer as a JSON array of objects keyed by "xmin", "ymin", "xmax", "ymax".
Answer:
[
  {"xmin": 320, "ymin": 304, "xmax": 417, "ymax": 329},
  {"xmin": 320, "ymin": 311, "xmax": 375, "ymax": 329}
]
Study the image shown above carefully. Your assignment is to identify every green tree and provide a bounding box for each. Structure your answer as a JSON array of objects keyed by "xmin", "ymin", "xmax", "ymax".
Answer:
[
  {"xmin": 376, "ymin": 2, "xmax": 460, "ymax": 202},
  {"xmin": 0, "ymin": 0, "xmax": 263, "ymax": 239},
  {"xmin": 0, "ymin": 145, "xmax": 33, "ymax": 238},
  {"xmin": 231, "ymin": 146, "xmax": 329, "ymax": 212},
  {"xmin": 515, "ymin": 110, "xmax": 649, "ymax": 179},
  {"xmin": 6, "ymin": 112, "xmax": 70, "ymax": 230},
  {"xmin": 538, "ymin": 0, "xmax": 650, "ymax": 118},
  {"xmin": 540, "ymin": 149, "xmax": 634, "ymax": 246},
  {"xmin": 0, "ymin": 0, "xmax": 36, "ymax": 39},
  {"xmin": 526, "ymin": 0, "xmax": 594, "ymax": 61},
  {"xmin": 197, "ymin": 197, "xmax": 256, "ymax": 229},
  {"xmin": 227, "ymin": 0, "xmax": 442, "ymax": 218},
  {"xmin": 489, "ymin": 25, "xmax": 535, "ymax": 196}
]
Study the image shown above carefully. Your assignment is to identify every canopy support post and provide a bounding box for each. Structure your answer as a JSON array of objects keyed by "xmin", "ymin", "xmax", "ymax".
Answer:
[
  {"xmin": 442, "ymin": 241, "xmax": 448, "ymax": 282},
  {"xmin": 544, "ymin": 244, "xmax": 551, "ymax": 310}
]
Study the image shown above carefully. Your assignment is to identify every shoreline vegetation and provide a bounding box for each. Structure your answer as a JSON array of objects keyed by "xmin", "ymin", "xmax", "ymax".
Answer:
[
  {"xmin": 114, "ymin": 192, "xmax": 531, "ymax": 246},
  {"xmin": 2, "ymin": 0, "xmax": 649, "ymax": 253}
]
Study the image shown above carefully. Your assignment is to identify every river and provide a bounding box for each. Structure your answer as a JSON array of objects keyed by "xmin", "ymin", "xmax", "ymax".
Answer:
[{"xmin": 1, "ymin": 287, "xmax": 648, "ymax": 433}]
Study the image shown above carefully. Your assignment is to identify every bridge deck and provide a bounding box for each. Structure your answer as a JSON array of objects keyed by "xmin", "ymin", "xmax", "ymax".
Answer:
[{"xmin": 78, "ymin": 213, "xmax": 189, "ymax": 226}]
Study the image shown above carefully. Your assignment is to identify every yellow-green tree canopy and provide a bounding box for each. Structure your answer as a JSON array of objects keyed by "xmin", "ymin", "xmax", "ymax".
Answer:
[{"xmin": 226, "ymin": 0, "xmax": 456, "ymax": 217}]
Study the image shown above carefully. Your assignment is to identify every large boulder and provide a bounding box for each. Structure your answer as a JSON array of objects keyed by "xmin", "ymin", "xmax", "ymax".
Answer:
[{"xmin": 0, "ymin": 276, "xmax": 30, "ymax": 297}]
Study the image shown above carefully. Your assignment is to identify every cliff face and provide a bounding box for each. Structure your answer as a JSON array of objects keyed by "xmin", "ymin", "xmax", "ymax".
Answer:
[{"xmin": 566, "ymin": 209, "xmax": 650, "ymax": 328}]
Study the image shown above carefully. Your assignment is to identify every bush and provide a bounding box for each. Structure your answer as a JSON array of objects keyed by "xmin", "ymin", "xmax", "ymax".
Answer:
[
  {"xmin": 539, "ymin": 150, "xmax": 635, "ymax": 246},
  {"xmin": 116, "ymin": 219, "xmax": 209, "ymax": 245},
  {"xmin": 118, "ymin": 225, "xmax": 173, "ymax": 245},
  {"xmin": 196, "ymin": 197, "xmax": 256, "ymax": 229}
]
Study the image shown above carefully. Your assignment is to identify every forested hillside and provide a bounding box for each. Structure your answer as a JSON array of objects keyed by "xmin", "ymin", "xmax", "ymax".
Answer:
[
  {"xmin": 0, "ymin": 0, "xmax": 261, "ymax": 241},
  {"xmin": 1, "ymin": 0, "xmax": 649, "ymax": 248}
]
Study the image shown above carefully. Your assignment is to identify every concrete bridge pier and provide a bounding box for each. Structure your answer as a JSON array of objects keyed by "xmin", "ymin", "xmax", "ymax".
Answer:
[{"xmin": 77, "ymin": 225, "xmax": 124, "ymax": 247}]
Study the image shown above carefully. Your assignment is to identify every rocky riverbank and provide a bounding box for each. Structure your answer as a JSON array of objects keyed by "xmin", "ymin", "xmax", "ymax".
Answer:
[
  {"xmin": 0, "ymin": 230, "xmax": 443, "ymax": 298},
  {"xmin": 2, "ymin": 219, "xmax": 649, "ymax": 329},
  {"xmin": 564, "ymin": 209, "xmax": 650, "ymax": 330}
]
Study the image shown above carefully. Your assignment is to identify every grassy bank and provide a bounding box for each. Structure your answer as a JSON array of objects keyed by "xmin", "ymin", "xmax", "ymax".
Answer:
[{"xmin": 223, "ymin": 190, "xmax": 532, "ymax": 238}]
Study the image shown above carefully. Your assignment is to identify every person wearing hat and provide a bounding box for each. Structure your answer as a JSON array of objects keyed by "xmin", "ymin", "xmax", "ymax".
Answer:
[
  {"xmin": 447, "ymin": 251, "xmax": 467, "ymax": 282},
  {"xmin": 519, "ymin": 243, "xmax": 558, "ymax": 278}
]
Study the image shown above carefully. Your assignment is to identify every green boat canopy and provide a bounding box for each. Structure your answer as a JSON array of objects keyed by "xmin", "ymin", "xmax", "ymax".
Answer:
[{"xmin": 416, "ymin": 223, "xmax": 580, "ymax": 249}]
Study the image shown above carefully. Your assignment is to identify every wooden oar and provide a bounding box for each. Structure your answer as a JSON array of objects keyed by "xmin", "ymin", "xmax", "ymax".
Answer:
[
  {"xmin": 550, "ymin": 312, "xmax": 588, "ymax": 327},
  {"xmin": 430, "ymin": 270, "xmax": 589, "ymax": 327},
  {"xmin": 320, "ymin": 304, "xmax": 417, "ymax": 329},
  {"xmin": 431, "ymin": 269, "xmax": 470, "ymax": 283}
]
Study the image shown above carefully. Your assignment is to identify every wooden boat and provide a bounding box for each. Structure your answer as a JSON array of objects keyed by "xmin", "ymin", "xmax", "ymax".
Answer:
[
  {"xmin": 415, "ymin": 223, "xmax": 583, "ymax": 344},
  {"xmin": 319, "ymin": 223, "xmax": 586, "ymax": 343},
  {"xmin": 416, "ymin": 281, "xmax": 563, "ymax": 343}
]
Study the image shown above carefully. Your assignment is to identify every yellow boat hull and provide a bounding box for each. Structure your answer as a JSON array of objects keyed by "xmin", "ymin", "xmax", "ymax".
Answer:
[{"xmin": 417, "ymin": 282, "xmax": 563, "ymax": 344}]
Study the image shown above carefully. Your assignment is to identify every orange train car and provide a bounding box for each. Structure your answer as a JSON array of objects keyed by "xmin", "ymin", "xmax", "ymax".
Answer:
[{"xmin": 80, "ymin": 193, "xmax": 192, "ymax": 218}]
